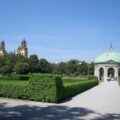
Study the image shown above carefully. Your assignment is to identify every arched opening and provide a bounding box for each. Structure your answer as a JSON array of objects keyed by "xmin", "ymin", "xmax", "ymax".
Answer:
[
  {"xmin": 119, "ymin": 68, "xmax": 120, "ymax": 78},
  {"xmin": 99, "ymin": 68, "xmax": 104, "ymax": 81},
  {"xmin": 107, "ymin": 67, "xmax": 115, "ymax": 81}
]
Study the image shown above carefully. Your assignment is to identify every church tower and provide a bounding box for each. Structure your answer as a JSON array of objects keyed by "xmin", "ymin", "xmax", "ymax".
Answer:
[
  {"xmin": 109, "ymin": 43, "xmax": 113, "ymax": 52},
  {"xmin": 0, "ymin": 41, "xmax": 7, "ymax": 56},
  {"xmin": 17, "ymin": 39, "xmax": 28, "ymax": 57}
]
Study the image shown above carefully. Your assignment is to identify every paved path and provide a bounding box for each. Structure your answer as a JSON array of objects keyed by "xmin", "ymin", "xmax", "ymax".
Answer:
[{"xmin": 0, "ymin": 81, "xmax": 120, "ymax": 120}]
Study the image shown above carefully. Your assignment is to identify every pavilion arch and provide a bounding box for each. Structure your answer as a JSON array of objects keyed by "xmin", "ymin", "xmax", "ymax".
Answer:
[
  {"xmin": 119, "ymin": 68, "xmax": 120, "ymax": 76},
  {"xmin": 107, "ymin": 67, "xmax": 115, "ymax": 77},
  {"xmin": 99, "ymin": 67, "xmax": 104, "ymax": 81}
]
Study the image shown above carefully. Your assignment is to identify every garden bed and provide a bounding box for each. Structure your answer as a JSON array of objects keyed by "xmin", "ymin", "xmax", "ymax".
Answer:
[{"xmin": 0, "ymin": 74, "xmax": 98, "ymax": 103}]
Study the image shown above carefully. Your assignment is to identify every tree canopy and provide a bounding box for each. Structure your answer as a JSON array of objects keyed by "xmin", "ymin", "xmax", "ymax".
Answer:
[{"xmin": 0, "ymin": 53, "xmax": 94, "ymax": 76}]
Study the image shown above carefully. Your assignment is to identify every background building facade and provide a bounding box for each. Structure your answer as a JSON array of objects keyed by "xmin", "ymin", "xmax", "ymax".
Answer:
[
  {"xmin": 0, "ymin": 39, "xmax": 28, "ymax": 57},
  {"xmin": 0, "ymin": 41, "xmax": 7, "ymax": 56},
  {"xmin": 17, "ymin": 39, "xmax": 28, "ymax": 57}
]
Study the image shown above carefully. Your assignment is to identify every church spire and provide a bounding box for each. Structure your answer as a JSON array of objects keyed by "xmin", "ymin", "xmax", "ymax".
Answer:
[{"xmin": 109, "ymin": 43, "xmax": 113, "ymax": 52}]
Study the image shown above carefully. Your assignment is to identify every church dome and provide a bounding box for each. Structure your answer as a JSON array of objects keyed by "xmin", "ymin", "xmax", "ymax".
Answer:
[{"xmin": 94, "ymin": 49, "xmax": 120, "ymax": 63}]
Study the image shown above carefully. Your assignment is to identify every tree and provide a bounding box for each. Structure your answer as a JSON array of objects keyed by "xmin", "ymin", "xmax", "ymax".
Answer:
[
  {"xmin": 29, "ymin": 54, "xmax": 39, "ymax": 65},
  {"xmin": 0, "ymin": 56, "xmax": 5, "ymax": 67},
  {"xmin": 14, "ymin": 63, "xmax": 30, "ymax": 75},
  {"xmin": 15, "ymin": 54, "xmax": 29, "ymax": 63},
  {"xmin": 88, "ymin": 62, "xmax": 94, "ymax": 75},
  {"xmin": 0, "ymin": 53, "xmax": 16, "ymax": 74},
  {"xmin": 4, "ymin": 53, "xmax": 16, "ymax": 69},
  {"xmin": 66, "ymin": 59, "xmax": 79, "ymax": 75},
  {"xmin": 50, "ymin": 63, "xmax": 59, "ymax": 74},
  {"xmin": 0, "ymin": 65, "xmax": 12, "ymax": 75},
  {"xmin": 29, "ymin": 54, "xmax": 39, "ymax": 73},
  {"xmin": 77, "ymin": 61, "xmax": 88, "ymax": 75},
  {"xmin": 39, "ymin": 58, "xmax": 52, "ymax": 73},
  {"xmin": 58, "ymin": 62, "xmax": 66, "ymax": 75}
]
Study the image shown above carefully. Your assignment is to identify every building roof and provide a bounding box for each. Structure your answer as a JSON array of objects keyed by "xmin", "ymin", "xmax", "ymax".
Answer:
[{"xmin": 94, "ymin": 50, "xmax": 120, "ymax": 63}]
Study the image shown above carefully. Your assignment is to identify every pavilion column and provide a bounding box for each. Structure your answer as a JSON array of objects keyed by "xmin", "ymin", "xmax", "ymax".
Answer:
[
  {"xmin": 104, "ymin": 67, "xmax": 108, "ymax": 82},
  {"xmin": 94, "ymin": 66, "xmax": 99, "ymax": 80},
  {"xmin": 114, "ymin": 67, "xmax": 118, "ymax": 81}
]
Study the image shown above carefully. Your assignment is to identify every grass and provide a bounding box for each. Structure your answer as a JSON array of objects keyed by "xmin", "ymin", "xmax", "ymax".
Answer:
[
  {"xmin": 0, "ymin": 77, "xmax": 90, "ymax": 87},
  {"xmin": 62, "ymin": 79, "xmax": 89, "ymax": 87},
  {"xmin": 0, "ymin": 80, "xmax": 29, "ymax": 86},
  {"xmin": 0, "ymin": 78, "xmax": 88, "ymax": 87},
  {"xmin": 62, "ymin": 75, "xmax": 87, "ymax": 80}
]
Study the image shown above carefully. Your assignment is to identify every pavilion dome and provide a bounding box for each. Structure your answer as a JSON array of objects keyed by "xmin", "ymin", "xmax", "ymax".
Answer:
[{"xmin": 94, "ymin": 48, "xmax": 120, "ymax": 63}]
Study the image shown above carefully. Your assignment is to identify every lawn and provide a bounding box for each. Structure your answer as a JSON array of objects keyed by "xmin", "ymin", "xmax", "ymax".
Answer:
[
  {"xmin": 0, "ymin": 78, "xmax": 88, "ymax": 87},
  {"xmin": 62, "ymin": 75, "xmax": 87, "ymax": 80},
  {"xmin": 62, "ymin": 79, "xmax": 88, "ymax": 87},
  {"xmin": 0, "ymin": 80, "xmax": 29, "ymax": 86}
]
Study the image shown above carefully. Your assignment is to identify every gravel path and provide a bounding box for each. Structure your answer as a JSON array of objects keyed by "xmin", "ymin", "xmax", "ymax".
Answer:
[{"xmin": 0, "ymin": 81, "xmax": 120, "ymax": 120}]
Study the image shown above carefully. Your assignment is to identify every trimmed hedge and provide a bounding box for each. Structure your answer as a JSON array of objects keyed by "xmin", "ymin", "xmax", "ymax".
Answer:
[
  {"xmin": 62, "ymin": 80, "xmax": 98, "ymax": 99},
  {"xmin": 0, "ymin": 75, "xmax": 29, "ymax": 81},
  {"xmin": 0, "ymin": 84, "xmax": 30, "ymax": 99},
  {"xmin": 0, "ymin": 74, "xmax": 98, "ymax": 103},
  {"xmin": 0, "ymin": 74, "xmax": 63, "ymax": 103},
  {"xmin": 29, "ymin": 74, "xmax": 63, "ymax": 102}
]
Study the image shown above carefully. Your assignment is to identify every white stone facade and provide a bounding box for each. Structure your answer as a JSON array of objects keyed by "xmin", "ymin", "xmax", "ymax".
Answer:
[{"xmin": 94, "ymin": 61, "xmax": 120, "ymax": 82}]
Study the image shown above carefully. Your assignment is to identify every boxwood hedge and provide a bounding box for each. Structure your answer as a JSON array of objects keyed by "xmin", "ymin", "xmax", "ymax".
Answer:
[
  {"xmin": 29, "ymin": 74, "xmax": 63, "ymax": 102},
  {"xmin": 62, "ymin": 79, "xmax": 98, "ymax": 99},
  {"xmin": 0, "ymin": 74, "xmax": 98, "ymax": 103},
  {"xmin": 0, "ymin": 74, "xmax": 63, "ymax": 103}
]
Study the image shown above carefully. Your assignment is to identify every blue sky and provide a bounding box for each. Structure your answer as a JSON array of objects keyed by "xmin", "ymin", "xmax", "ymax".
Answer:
[{"xmin": 0, "ymin": 0, "xmax": 120, "ymax": 62}]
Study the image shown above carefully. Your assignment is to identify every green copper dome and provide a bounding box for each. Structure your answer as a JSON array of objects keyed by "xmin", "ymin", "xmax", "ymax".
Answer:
[{"xmin": 94, "ymin": 50, "xmax": 120, "ymax": 63}]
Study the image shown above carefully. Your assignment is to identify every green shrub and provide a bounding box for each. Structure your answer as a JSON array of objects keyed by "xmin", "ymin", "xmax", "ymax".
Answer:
[
  {"xmin": 19, "ymin": 75, "xmax": 30, "ymax": 80},
  {"xmin": 0, "ymin": 84, "xmax": 30, "ymax": 99},
  {"xmin": 14, "ymin": 63, "xmax": 30, "ymax": 75},
  {"xmin": 29, "ymin": 74, "xmax": 63, "ymax": 102},
  {"xmin": 0, "ymin": 74, "xmax": 63, "ymax": 103},
  {"xmin": 0, "ymin": 74, "xmax": 98, "ymax": 103},
  {"xmin": 63, "ymin": 80, "xmax": 98, "ymax": 99},
  {"xmin": 0, "ymin": 66, "xmax": 13, "ymax": 75}
]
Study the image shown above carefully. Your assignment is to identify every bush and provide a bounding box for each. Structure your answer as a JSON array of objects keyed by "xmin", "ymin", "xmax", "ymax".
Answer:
[
  {"xmin": 62, "ymin": 76, "xmax": 98, "ymax": 99},
  {"xmin": 62, "ymin": 79, "xmax": 98, "ymax": 99},
  {"xmin": 29, "ymin": 74, "xmax": 63, "ymax": 102},
  {"xmin": 0, "ymin": 74, "xmax": 98, "ymax": 103},
  {"xmin": 19, "ymin": 75, "xmax": 30, "ymax": 80},
  {"xmin": 0, "ymin": 66, "xmax": 13, "ymax": 75},
  {"xmin": 0, "ymin": 84, "xmax": 30, "ymax": 99},
  {"xmin": 0, "ymin": 74, "xmax": 63, "ymax": 103},
  {"xmin": 14, "ymin": 63, "xmax": 30, "ymax": 75}
]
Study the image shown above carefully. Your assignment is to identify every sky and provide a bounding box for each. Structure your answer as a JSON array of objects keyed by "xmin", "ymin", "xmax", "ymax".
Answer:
[{"xmin": 0, "ymin": 0, "xmax": 120, "ymax": 63}]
